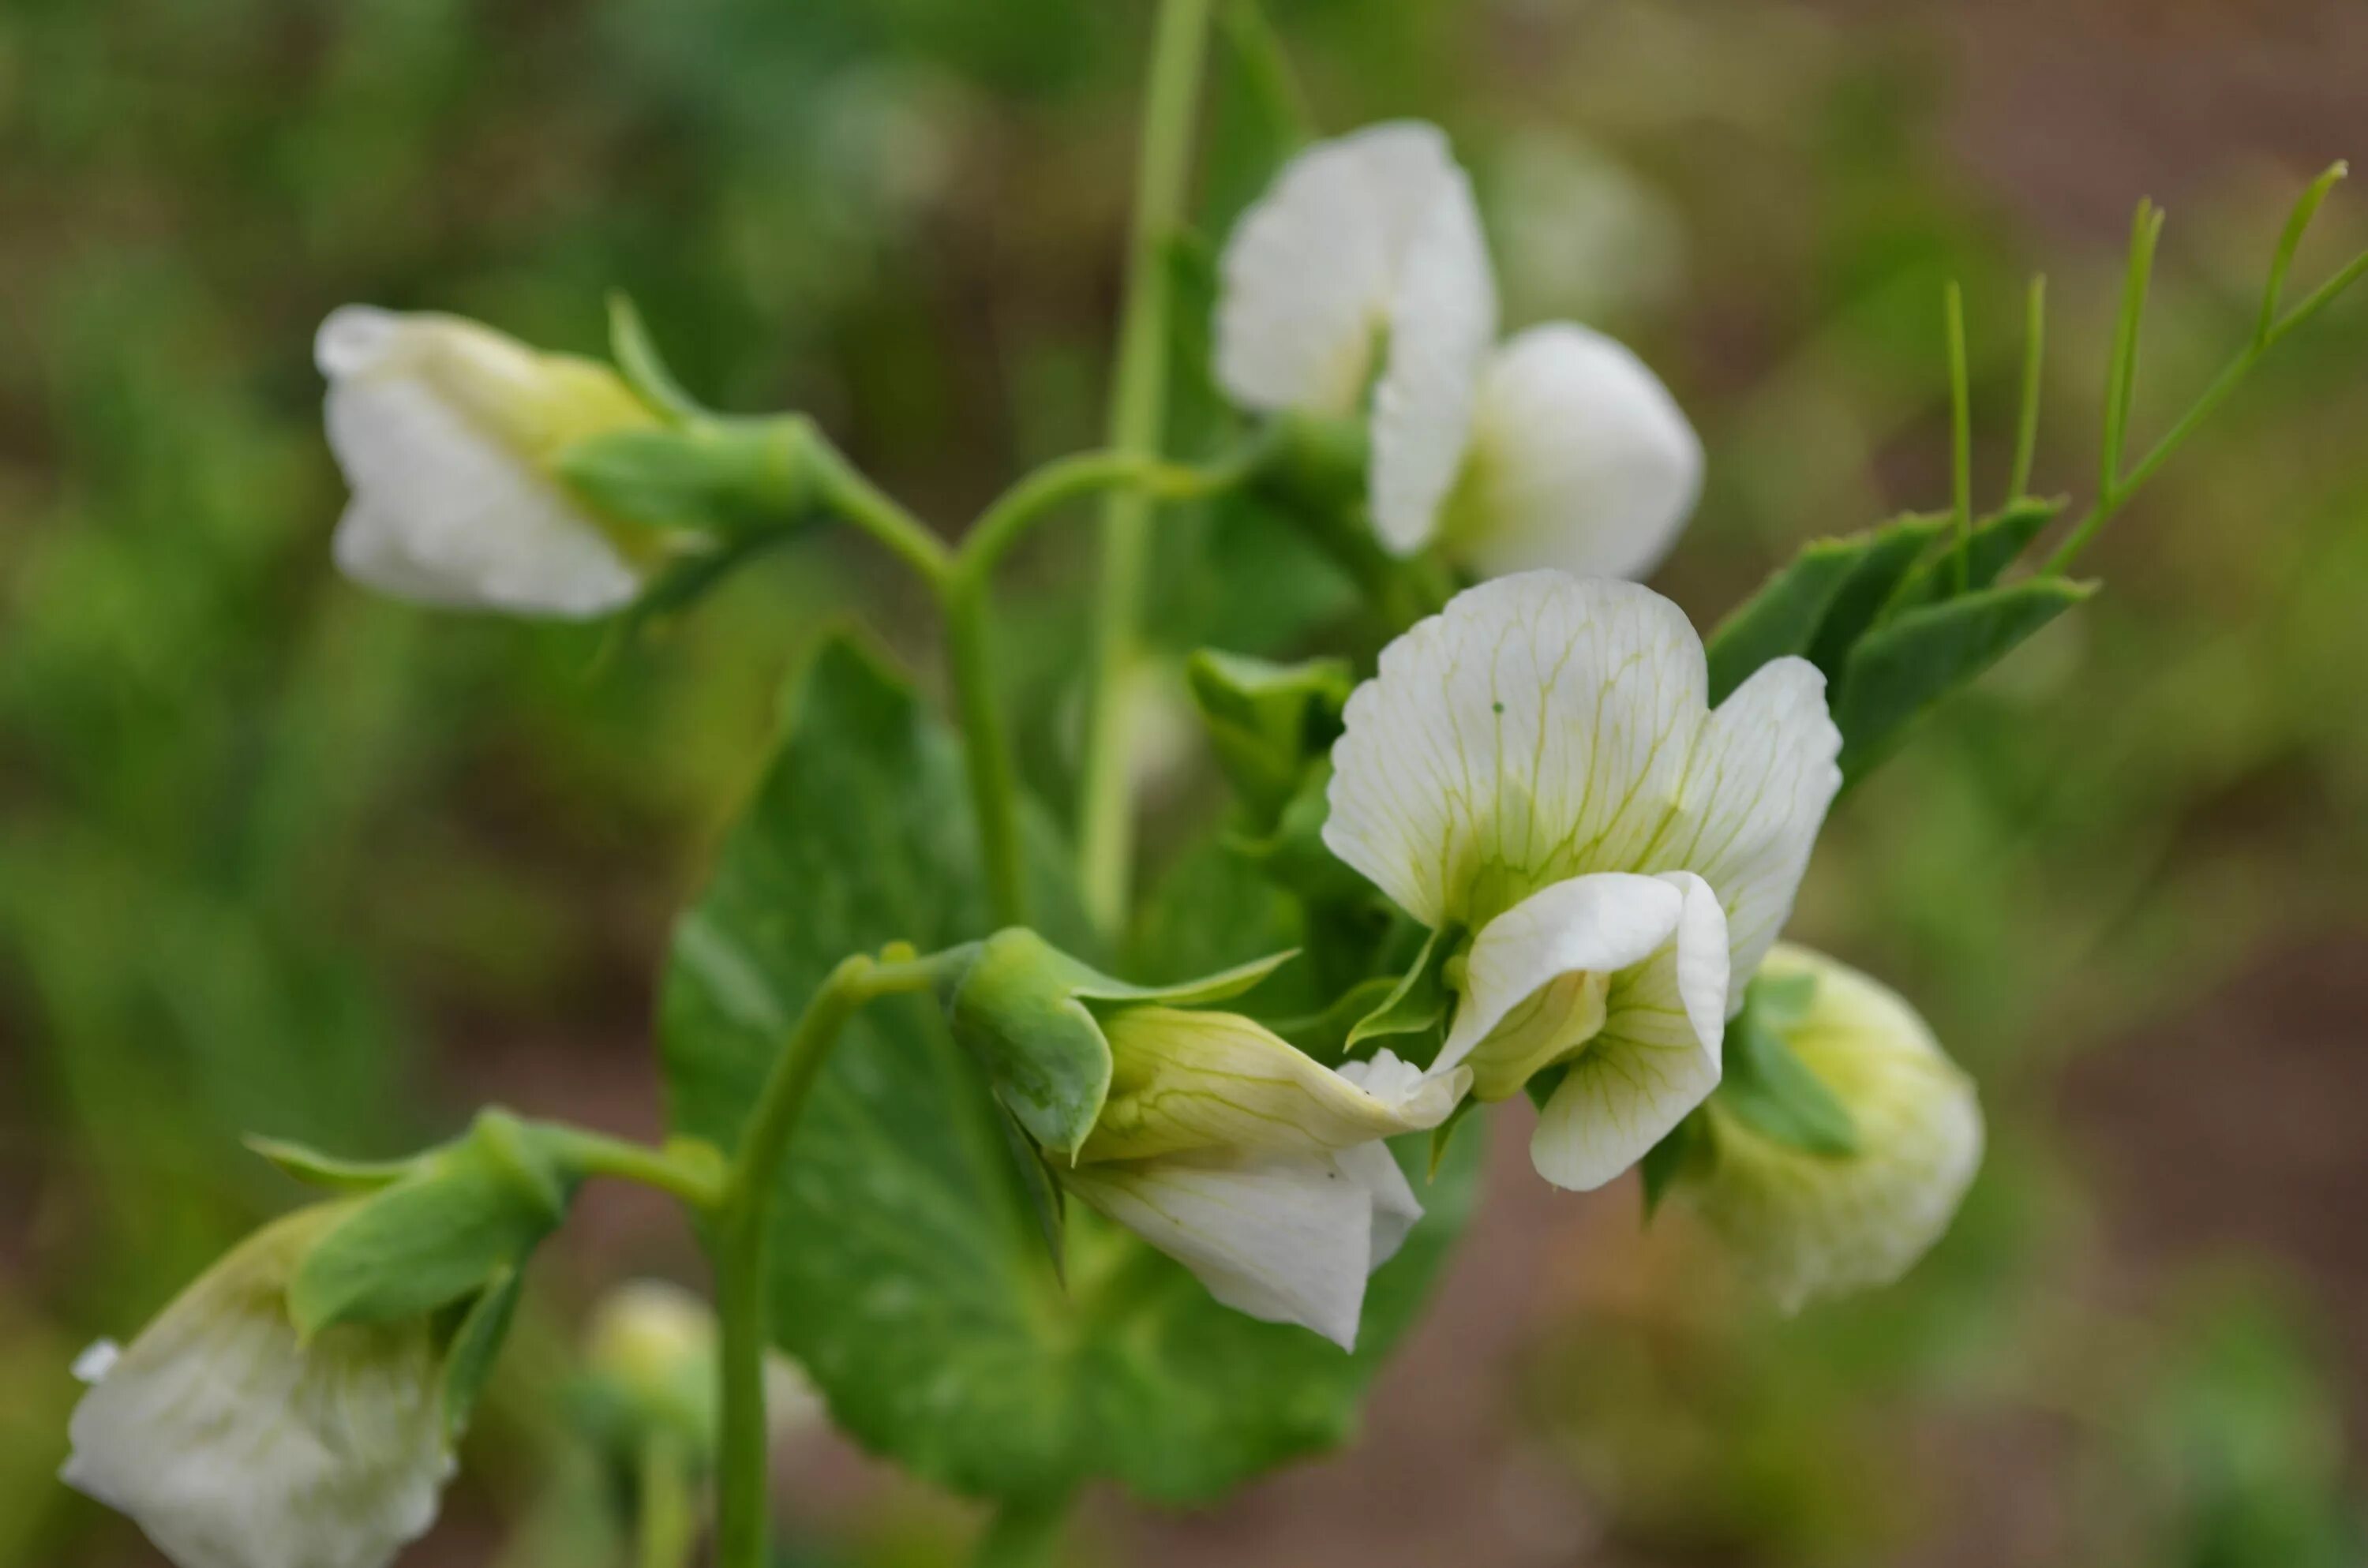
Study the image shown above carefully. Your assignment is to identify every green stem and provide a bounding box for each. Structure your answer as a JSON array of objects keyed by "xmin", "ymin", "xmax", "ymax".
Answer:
[
  {"xmin": 808, "ymin": 437, "xmax": 953, "ymax": 588},
  {"xmin": 1078, "ymin": 0, "xmax": 1214, "ymax": 939},
  {"xmin": 942, "ymin": 579, "xmax": 1028, "ymax": 928},
  {"xmin": 635, "ymin": 1434, "xmax": 699, "ymax": 1568},
  {"xmin": 711, "ymin": 948, "xmax": 964, "ymax": 1568},
  {"xmin": 970, "ymin": 1493, "xmax": 1076, "ymax": 1568},
  {"xmin": 537, "ymin": 1127, "xmax": 725, "ymax": 1211}
]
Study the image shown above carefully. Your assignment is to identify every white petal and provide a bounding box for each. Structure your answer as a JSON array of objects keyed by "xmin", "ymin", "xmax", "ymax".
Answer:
[
  {"xmin": 61, "ymin": 1210, "xmax": 451, "ymax": 1568},
  {"xmin": 1367, "ymin": 170, "xmax": 1497, "ymax": 555},
  {"xmin": 1437, "ymin": 871, "xmax": 1685, "ymax": 1085},
  {"xmin": 1215, "ymin": 122, "xmax": 1465, "ymax": 417},
  {"xmin": 324, "ymin": 370, "xmax": 642, "ymax": 617},
  {"xmin": 1324, "ymin": 571, "xmax": 1707, "ymax": 929},
  {"xmin": 1650, "ymin": 657, "xmax": 1842, "ymax": 1014},
  {"xmin": 71, "ymin": 1340, "xmax": 121, "ymax": 1384},
  {"xmin": 1334, "ymin": 1046, "xmax": 1470, "ymax": 1128},
  {"xmin": 1444, "ymin": 324, "xmax": 1702, "ymax": 581},
  {"xmin": 1685, "ymin": 945, "xmax": 1984, "ymax": 1310},
  {"xmin": 1063, "ymin": 1148, "xmax": 1377, "ymax": 1350},
  {"xmin": 1334, "ymin": 1139, "xmax": 1424, "ymax": 1271},
  {"xmin": 1528, "ymin": 874, "xmax": 1729, "ymax": 1191}
]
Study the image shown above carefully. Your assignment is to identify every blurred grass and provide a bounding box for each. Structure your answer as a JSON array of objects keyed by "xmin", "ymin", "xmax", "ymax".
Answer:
[{"xmin": 3, "ymin": 1, "xmax": 2365, "ymax": 1564}]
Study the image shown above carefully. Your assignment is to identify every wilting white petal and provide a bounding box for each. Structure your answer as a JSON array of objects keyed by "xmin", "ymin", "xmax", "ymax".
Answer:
[
  {"xmin": 62, "ymin": 1207, "xmax": 451, "ymax": 1568},
  {"xmin": 1528, "ymin": 872, "xmax": 1729, "ymax": 1191},
  {"xmin": 1441, "ymin": 323, "xmax": 1702, "ymax": 581},
  {"xmin": 1682, "ymin": 946, "xmax": 1984, "ymax": 1310},
  {"xmin": 1654, "ymin": 657, "xmax": 1841, "ymax": 1014},
  {"xmin": 1063, "ymin": 1147, "xmax": 1383, "ymax": 1350},
  {"xmin": 1082, "ymin": 1013, "xmax": 1459, "ymax": 1165},
  {"xmin": 1324, "ymin": 572, "xmax": 1705, "ymax": 929},
  {"xmin": 1437, "ymin": 871, "xmax": 1685, "ymax": 1089},
  {"xmin": 1368, "ymin": 171, "xmax": 1497, "ymax": 556},
  {"xmin": 320, "ymin": 305, "xmax": 651, "ymax": 618},
  {"xmin": 1334, "ymin": 1140, "xmax": 1424, "ymax": 1270},
  {"xmin": 1215, "ymin": 122, "xmax": 1466, "ymax": 417}
]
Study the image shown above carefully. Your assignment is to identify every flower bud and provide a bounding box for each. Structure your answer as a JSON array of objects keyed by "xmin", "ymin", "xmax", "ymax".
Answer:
[
  {"xmin": 62, "ymin": 1204, "xmax": 454, "ymax": 1568},
  {"xmin": 317, "ymin": 305, "xmax": 661, "ymax": 617},
  {"xmin": 1673, "ymin": 945, "xmax": 1984, "ymax": 1311}
]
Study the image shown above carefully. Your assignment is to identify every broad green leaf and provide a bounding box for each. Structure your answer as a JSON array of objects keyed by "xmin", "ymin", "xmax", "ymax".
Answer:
[
  {"xmin": 1835, "ymin": 578, "xmax": 2095, "ymax": 783},
  {"xmin": 1887, "ymin": 498, "xmax": 2061, "ymax": 614},
  {"xmin": 289, "ymin": 1110, "xmax": 571, "ymax": 1334},
  {"xmin": 661, "ymin": 634, "xmax": 1480, "ymax": 1503}
]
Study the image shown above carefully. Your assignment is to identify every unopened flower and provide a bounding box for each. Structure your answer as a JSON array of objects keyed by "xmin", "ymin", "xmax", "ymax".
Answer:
[
  {"xmin": 1324, "ymin": 571, "xmax": 1842, "ymax": 1191},
  {"xmin": 1059, "ymin": 1006, "xmax": 1467, "ymax": 1350},
  {"xmin": 1672, "ymin": 945, "xmax": 1984, "ymax": 1312},
  {"xmin": 317, "ymin": 305, "xmax": 661, "ymax": 616},
  {"xmin": 61, "ymin": 1204, "xmax": 452, "ymax": 1568},
  {"xmin": 1216, "ymin": 122, "xmax": 1701, "ymax": 582}
]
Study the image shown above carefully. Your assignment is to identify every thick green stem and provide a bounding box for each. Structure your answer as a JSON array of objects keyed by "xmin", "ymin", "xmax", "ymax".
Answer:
[
  {"xmin": 970, "ymin": 1493, "xmax": 1076, "ymax": 1568},
  {"xmin": 1078, "ymin": 0, "xmax": 1214, "ymax": 938},
  {"xmin": 711, "ymin": 949, "xmax": 961, "ymax": 1568},
  {"xmin": 942, "ymin": 579, "xmax": 1028, "ymax": 928}
]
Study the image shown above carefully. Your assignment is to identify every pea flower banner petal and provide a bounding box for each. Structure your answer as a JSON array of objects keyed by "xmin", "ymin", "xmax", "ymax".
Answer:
[
  {"xmin": 1216, "ymin": 122, "xmax": 1700, "ymax": 582},
  {"xmin": 319, "ymin": 305, "xmax": 659, "ymax": 617},
  {"xmin": 1325, "ymin": 571, "xmax": 1842, "ymax": 1189}
]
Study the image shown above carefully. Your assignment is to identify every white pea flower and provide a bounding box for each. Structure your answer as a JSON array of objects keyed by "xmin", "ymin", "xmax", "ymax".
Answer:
[
  {"xmin": 1059, "ymin": 1006, "xmax": 1469, "ymax": 1350},
  {"xmin": 1216, "ymin": 121, "xmax": 1702, "ymax": 582},
  {"xmin": 1324, "ymin": 571, "xmax": 1842, "ymax": 1192},
  {"xmin": 317, "ymin": 305, "xmax": 661, "ymax": 617},
  {"xmin": 62, "ymin": 1205, "xmax": 453, "ymax": 1568},
  {"xmin": 1675, "ymin": 945, "xmax": 1984, "ymax": 1311}
]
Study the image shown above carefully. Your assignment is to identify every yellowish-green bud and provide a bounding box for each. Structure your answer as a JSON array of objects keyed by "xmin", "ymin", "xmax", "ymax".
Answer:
[{"xmin": 1677, "ymin": 945, "xmax": 1984, "ymax": 1312}]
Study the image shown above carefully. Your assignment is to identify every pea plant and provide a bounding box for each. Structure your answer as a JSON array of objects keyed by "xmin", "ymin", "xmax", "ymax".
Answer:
[{"xmin": 57, "ymin": 8, "xmax": 2365, "ymax": 1568}]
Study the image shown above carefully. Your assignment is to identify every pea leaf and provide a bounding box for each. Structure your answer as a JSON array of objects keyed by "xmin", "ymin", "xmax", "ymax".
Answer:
[
  {"xmin": 1703, "ymin": 512, "xmax": 1948, "ymax": 704},
  {"xmin": 1835, "ymin": 577, "xmax": 2095, "ymax": 783},
  {"xmin": 660, "ymin": 634, "xmax": 1482, "ymax": 1503},
  {"xmin": 1805, "ymin": 512, "xmax": 1952, "ymax": 680},
  {"xmin": 1887, "ymin": 498, "xmax": 2062, "ymax": 614}
]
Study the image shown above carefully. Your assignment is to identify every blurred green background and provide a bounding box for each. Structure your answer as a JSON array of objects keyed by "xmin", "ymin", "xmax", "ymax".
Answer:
[{"xmin": 3, "ymin": 1, "xmax": 2365, "ymax": 1564}]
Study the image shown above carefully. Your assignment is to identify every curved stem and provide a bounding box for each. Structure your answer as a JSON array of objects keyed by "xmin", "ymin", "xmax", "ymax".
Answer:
[
  {"xmin": 1078, "ymin": 0, "xmax": 1214, "ymax": 939},
  {"xmin": 535, "ymin": 1126, "xmax": 725, "ymax": 1211},
  {"xmin": 970, "ymin": 1492, "xmax": 1075, "ymax": 1568},
  {"xmin": 942, "ymin": 579, "xmax": 1028, "ymax": 928},
  {"xmin": 807, "ymin": 437, "xmax": 952, "ymax": 588},
  {"xmin": 712, "ymin": 947, "xmax": 965, "ymax": 1568}
]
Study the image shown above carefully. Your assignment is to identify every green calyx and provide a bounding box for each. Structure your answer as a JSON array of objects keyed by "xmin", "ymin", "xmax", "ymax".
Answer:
[{"xmin": 939, "ymin": 928, "xmax": 1295, "ymax": 1159}]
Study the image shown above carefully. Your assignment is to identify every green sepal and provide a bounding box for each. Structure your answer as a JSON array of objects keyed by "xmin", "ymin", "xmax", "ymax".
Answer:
[
  {"xmin": 1638, "ymin": 1108, "xmax": 1710, "ymax": 1218},
  {"xmin": 244, "ymin": 1134, "xmax": 418, "ymax": 1193},
  {"xmin": 438, "ymin": 1264, "xmax": 524, "ymax": 1445},
  {"xmin": 941, "ymin": 928, "xmax": 1296, "ymax": 1158},
  {"xmin": 611, "ymin": 527, "xmax": 811, "ymax": 647},
  {"xmin": 1344, "ymin": 924, "xmax": 1459, "ymax": 1057},
  {"xmin": 557, "ymin": 417, "xmax": 813, "ymax": 543},
  {"xmin": 1268, "ymin": 975, "xmax": 1399, "ymax": 1062},
  {"xmin": 606, "ymin": 290, "xmax": 708, "ymax": 423},
  {"xmin": 1712, "ymin": 970, "xmax": 1857, "ymax": 1157},
  {"xmin": 287, "ymin": 1109, "xmax": 574, "ymax": 1335},
  {"xmin": 1186, "ymin": 649, "xmax": 1351, "ymax": 823},
  {"xmin": 1887, "ymin": 497, "xmax": 2063, "ymax": 613},
  {"xmin": 993, "ymin": 1099, "xmax": 1068, "ymax": 1288},
  {"xmin": 1835, "ymin": 576, "xmax": 2096, "ymax": 783}
]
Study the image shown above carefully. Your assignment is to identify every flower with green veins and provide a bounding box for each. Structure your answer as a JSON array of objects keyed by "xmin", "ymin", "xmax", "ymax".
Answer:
[
  {"xmin": 61, "ymin": 1204, "xmax": 454, "ymax": 1568},
  {"xmin": 1669, "ymin": 945, "xmax": 1984, "ymax": 1311},
  {"xmin": 1324, "ymin": 571, "xmax": 1842, "ymax": 1192},
  {"xmin": 1216, "ymin": 122, "xmax": 1701, "ymax": 582},
  {"xmin": 317, "ymin": 305, "xmax": 663, "ymax": 616},
  {"xmin": 1061, "ymin": 1007, "xmax": 1466, "ymax": 1351},
  {"xmin": 942, "ymin": 931, "xmax": 1467, "ymax": 1349}
]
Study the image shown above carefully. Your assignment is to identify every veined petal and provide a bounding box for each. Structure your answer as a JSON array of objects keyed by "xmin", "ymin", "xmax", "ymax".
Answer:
[
  {"xmin": 1368, "ymin": 170, "xmax": 1497, "ymax": 556},
  {"xmin": 1529, "ymin": 873, "xmax": 1730, "ymax": 1191},
  {"xmin": 1334, "ymin": 1140, "xmax": 1424, "ymax": 1270},
  {"xmin": 1062, "ymin": 1147, "xmax": 1381, "ymax": 1350},
  {"xmin": 1437, "ymin": 871, "xmax": 1686, "ymax": 1092},
  {"xmin": 1215, "ymin": 122, "xmax": 1465, "ymax": 417},
  {"xmin": 61, "ymin": 1206, "xmax": 451, "ymax": 1568},
  {"xmin": 1442, "ymin": 324, "xmax": 1702, "ymax": 581},
  {"xmin": 1684, "ymin": 945, "xmax": 1984, "ymax": 1310},
  {"xmin": 318, "ymin": 306, "xmax": 652, "ymax": 619},
  {"xmin": 1647, "ymin": 656, "xmax": 1841, "ymax": 1014},
  {"xmin": 1081, "ymin": 1010, "xmax": 1453, "ymax": 1165},
  {"xmin": 1324, "ymin": 572, "xmax": 1707, "ymax": 929}
]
